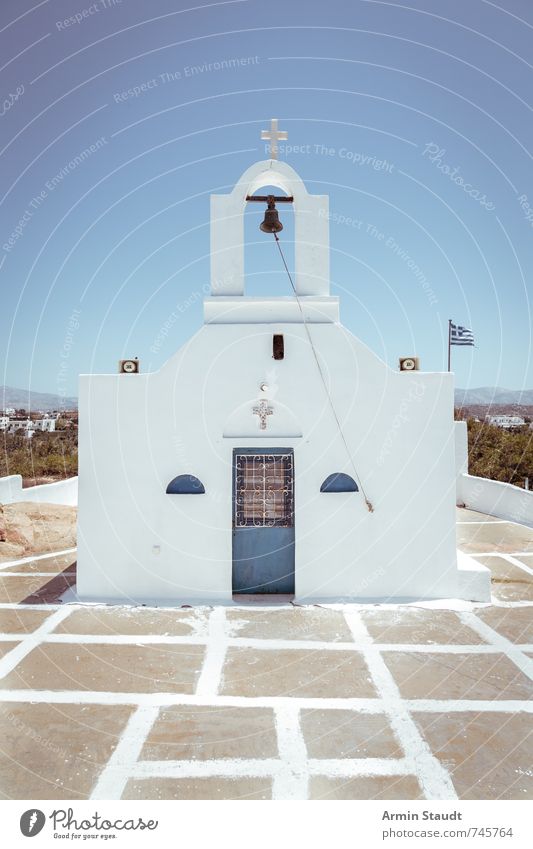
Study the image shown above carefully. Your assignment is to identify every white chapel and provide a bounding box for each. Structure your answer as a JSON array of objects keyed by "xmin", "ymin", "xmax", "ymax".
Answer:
[{"xmin": 77, "ymin": 121, "xmax": 490, "ymax": 605}]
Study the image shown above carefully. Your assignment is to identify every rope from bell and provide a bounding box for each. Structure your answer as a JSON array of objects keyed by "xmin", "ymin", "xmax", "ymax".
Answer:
[{"xmin": 273, "ymin": 233, "xmax": 374, "ymax": 512}]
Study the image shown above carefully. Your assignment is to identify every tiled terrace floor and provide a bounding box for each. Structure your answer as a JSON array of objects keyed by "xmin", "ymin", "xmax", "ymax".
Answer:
[{"xmin": 0, "ymin": 507, "xmax": 531, "ymax": 800}]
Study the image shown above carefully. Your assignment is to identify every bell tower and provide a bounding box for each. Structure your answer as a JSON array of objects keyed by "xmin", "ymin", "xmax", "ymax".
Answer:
[{"xmin": 209, "ymin": 123, "xmax": 331, "ymax": 301}]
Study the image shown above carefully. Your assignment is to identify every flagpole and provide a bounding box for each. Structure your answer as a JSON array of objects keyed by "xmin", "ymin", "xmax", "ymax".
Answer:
[{"xmin": 447, "ymin": 319, "xmax": 452, "ymax": 372}]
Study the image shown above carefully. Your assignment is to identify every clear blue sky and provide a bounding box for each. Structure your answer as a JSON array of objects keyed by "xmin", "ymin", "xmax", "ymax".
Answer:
[{"xmin": 1, "ymin": 0, "xmax": 532, "ymax": 397}]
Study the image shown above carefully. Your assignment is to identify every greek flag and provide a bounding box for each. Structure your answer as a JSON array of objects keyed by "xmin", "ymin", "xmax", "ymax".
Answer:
[{"xmin": 450, "ymin": 323, "xmax": 475, "ymax": 346}]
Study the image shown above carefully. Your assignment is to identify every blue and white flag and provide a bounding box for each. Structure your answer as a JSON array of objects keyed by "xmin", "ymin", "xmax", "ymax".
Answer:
[{"xmin": 450, "ymin": 323, "xmax": 475, "ymax": 346}]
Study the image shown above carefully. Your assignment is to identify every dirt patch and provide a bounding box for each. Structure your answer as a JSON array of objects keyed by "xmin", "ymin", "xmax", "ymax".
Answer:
[{"xmin": 22, "ymin": 476, "xmax": 62, "ymax": 488}]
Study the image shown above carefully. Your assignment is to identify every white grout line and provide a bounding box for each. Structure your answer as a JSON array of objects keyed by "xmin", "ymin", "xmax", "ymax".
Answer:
[
  {"xmin": 500, "ymin": 554, "xmax": 533, "ymax": 578},
  {"xmin": 0, "ymin": 632, "xmax": 531, "ymax": 654},
  {"xmin": 0, "ymin": 633, "xmax": 195, "ymax": 644},
  {"xmin": 195, "ymin": 607, "xmax": 228, "ymax": 697},
  {"xmin": 0, "ymin": 548, "xmax": 76, "ymax": 570},
  {"xmin": 0, "ymin": 607, "xmax": 73, "ymax": 680},
  {"xmin": 0, "ymin": 691, "xmax": 383, "ymax": 708},
  {"xmin": 0, "ymin": 572, "xmax": 76, "ymax": 577},
  {"xmin": 456, "ymin": 521, "xmax": 509, "ymax": 525},
  {"xmin": 273, "ymin": 704, "xmax": 309, "ymax": 799},
  {"xmin": 475, "ymin": 551, "xmax": 533, "ymax": 559},
  {"xmin": 0, "ymin": 689, "xmax": 530, "ymax": 712},
  {"xmin": 489, "ymin": 601, "xmax": 533, "ymax": 607},
  {"xmin": 306, "ymin": 757, "xmax": 414, "ymax": 776},
  {"xmin": 343, "ymin": 611, "xmax": 458, "ymax": 800},
  {"xmin": 405, "ymin": 700, "xmax": 533, "ymax": 713},
  {"xmin": 90, "ymin": 705, "xmax": 160, "ymax": 800},
  {"xmin": 130, "ymin": 758, "xmax": 279, "ymax": 779},
  {"xmin": 127, "ymin": 756, "xmax": 414, "ymax": 781},
  {"xmin": 459, "ymin": 611, "xmax": 533, "ymax": 681}
]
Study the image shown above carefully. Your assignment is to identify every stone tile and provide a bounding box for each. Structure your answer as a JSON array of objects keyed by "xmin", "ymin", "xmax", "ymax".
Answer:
[
  {"xmin": 456, "ymin": 509, "xmax": 501, "ymax": 523},
  {"xmin": 382, "ymin": 652, "xmax": 533, "ymax": 700},
  {"xmin": 309, "ymin": 775, "xmax": 423, "ymax": 800},
  {"xmin": 140, "ymin": 706, "xmax": 278, "ymax": 760},
  {"xmin": 475, "ymin": 607, "xmax": 533, "ymax": 644},
  {"xmin": 226, "ymin": 607, "xmax": 353, "ymax": 642},
  {"xmin": 0, "ymin": 574, "xmax": 75, "ymax": 604},
  {"xmin": 220, "ymin": 648, "xmax": 376, "ymax": 697},
  {"xmin": 0, "ymin": 642, "xmax": 19, "ymax": 659},
  {"xmin": 0, "ymin": 643, "xmax": 205, "ymax": 693},
  {"xmin": 123, "ymin": 777, "xmax": 272, "ymax": 800},
  {"xmin": 457, "ymin": 522, "xmax": 533, "ymax": 555},
  {"xmin": 0, "ymin": 702, "xmax": 133, "ymax": 799},
  {"xmin": 0, "ymin": 576, "xmax": 50, "ymax": 603},
  {"xmin": 301, "ymin": 709, "xmax": 402, "ymax": 759},
  {"xmin": 2, "ymin": 554, "xmax": 76, "ymax": 574},
  {"xmin": 0, "ymin": 609, "xmax": 51, "ymax": 634},
  {"xmin": 413, "ymin": 711, "xmax": 533, "ymax": 799},
  {"xmin": 473, "ymin": 556, "xmax": 533, "ymax": 601},
  {"xmin": 54, "ymin": 606, "xmax": 208, "ymax": 637},
  {"xmin": 361, "ymin": 609, "xmax": 486, "ymax": 645}
]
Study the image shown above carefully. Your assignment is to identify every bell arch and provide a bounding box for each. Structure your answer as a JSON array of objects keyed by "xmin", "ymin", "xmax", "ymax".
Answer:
[
  {"xmin": 210, "ymin": 160, "xmax": 329, "ymax": 298},
  {"xmin": 243, "ymin": 183, "xmax": 295, "ymax": 297}
]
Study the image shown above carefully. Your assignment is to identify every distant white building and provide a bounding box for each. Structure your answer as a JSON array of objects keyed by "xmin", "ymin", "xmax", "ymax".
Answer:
[
  {"xmin": 5, "ymin": 417, "xmax": 56, "ymax": 437},
  {"xmin": 6, "ymin": 419, "xmax": 32, "ymax": 437},
  {"xmin": 34, "ymin": 417, "xmax": 56, "ymax": 432},
  {"xmin": 485, "ymin": 415, "xmax": 525, "ymax": 429},
  {"xmin": 7, "ymin": 419, "xmax": 32, "ymax": 435}
]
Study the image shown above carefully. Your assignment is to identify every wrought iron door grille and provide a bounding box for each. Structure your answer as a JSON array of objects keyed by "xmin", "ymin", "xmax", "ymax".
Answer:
[{"xmin": 234, "ymin": 453, "xmax": 294, "ymax": 527}]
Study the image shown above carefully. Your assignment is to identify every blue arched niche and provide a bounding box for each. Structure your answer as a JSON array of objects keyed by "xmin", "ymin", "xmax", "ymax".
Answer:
[
  {"xmin": 166, "ymin": 475, "xmax": 205, "ymax": 494},
  {"xmin": 320, "ymin": 473, "xmax": 359, "ymax": 493}
]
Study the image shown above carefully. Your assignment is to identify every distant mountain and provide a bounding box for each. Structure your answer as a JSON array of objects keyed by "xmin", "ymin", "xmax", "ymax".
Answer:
[
  {"xmin": 455, "ymin": 387, "xmax": 533, "ymax": 405},
  {"xmin": 0, "ymin": 386, "xmax": 77, "ymax": 412},
  {"xmin": 1, "ymin": 383, "xmax": 531, "ymax": 412}
]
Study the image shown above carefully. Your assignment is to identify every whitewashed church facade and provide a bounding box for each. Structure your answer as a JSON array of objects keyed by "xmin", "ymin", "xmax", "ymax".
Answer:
[{"xmin": 77, "ymin": 131, "xmax": 490, "ymax": 604}]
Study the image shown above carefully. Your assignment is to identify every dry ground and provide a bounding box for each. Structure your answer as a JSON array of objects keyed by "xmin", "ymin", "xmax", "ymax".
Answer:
[{"xmin": 0, "ymin": 507, "xmax": 531, "ymax": 800}]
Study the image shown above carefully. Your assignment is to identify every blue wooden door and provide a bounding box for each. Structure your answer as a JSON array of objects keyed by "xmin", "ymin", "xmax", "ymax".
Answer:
[{"xmin": 233, "ymin": 449, "xmax": 295, "ymax": 593}]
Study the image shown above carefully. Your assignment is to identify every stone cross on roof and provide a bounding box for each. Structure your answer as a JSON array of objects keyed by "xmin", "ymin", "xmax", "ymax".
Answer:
[{"xmin": 261, "ymin": 118, "xmax": 288, "ymax": 160}]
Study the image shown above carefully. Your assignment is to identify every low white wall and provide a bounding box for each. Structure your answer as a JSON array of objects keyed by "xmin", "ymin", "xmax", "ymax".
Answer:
[
  {"xmin": 0, "ymin": 475, "xmax": 23, "ymax": 504},
  {"xmin": 0, "ymin": 475, "xmax": 78, "ymax": 506},
  {"xmin": 458, "ymin": 473, "xmax": 533, "ymax": 527},
  {"xmin": 454, "ymin": 421, "xmax": 468, "ymax": 478}
]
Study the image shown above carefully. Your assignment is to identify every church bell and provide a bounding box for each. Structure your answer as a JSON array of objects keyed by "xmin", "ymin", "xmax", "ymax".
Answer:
[{"xmin": 260, "ymin": 196, "xmax": 283, "ymax": 233}]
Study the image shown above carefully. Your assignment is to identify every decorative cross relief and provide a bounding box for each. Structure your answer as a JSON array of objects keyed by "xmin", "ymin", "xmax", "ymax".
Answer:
[
  {"xmin": 261, "ymin": 118, "xmax": 288, "ymax": 160},
  {"xmin": 252, "ymin": 399, "xmax": 274, "ymax": 430}
]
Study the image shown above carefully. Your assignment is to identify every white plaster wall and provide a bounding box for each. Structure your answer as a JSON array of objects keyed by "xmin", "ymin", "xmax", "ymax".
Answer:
[
  {"xmin": 458, "ymin": 473, "xmax": 533, "ymax": 527},
  {"xmin": 0, "ymin": 475, "xmax": 23, "ymax": 504},
  {"xmin": 0, "ymin": 474, "xmax": 78, "ymax": 506},
  {"xmin": 204, "ymin": 296, "xmax": 339, "ymax": 324},
  {"xmin": 454, "ymin": 420, "xmax": 468, "ymax": 508},
  {"xmin": 77, "ymin": 320, "xmax": 458, "ymax": 603},
  {"xmin": 20, "ymin": 476, "xmax": 78, "ymax": 506},
  {"xmin": 454, "ymin": 421, "xmax": 468, "ymax": 480}
]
